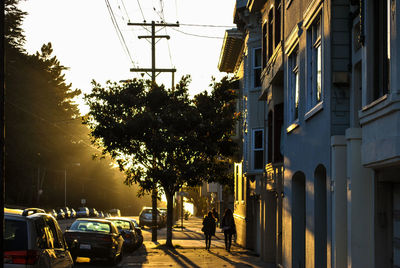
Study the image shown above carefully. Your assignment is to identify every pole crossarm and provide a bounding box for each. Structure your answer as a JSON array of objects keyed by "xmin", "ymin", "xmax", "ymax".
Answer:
[
  {"xmin": 128, "ymin": 22, "xmax": 180, "ymax": 27},
  {"xmin": 130, "ymin": 68, "xmax": 176, "ymax": 73},
  {"xmin": 138, "ymin": 35, "xmax": 170, "ymax": 39}
]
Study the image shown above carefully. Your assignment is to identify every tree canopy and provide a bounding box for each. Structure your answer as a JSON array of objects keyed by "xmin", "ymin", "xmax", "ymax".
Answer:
[
  {"xmin": 4, "ymin": 0, "xmax": 142, "ymax": 211},
  {"xmin": 84, "ymin": 76, "xmax": 238, "ymax": 246}
]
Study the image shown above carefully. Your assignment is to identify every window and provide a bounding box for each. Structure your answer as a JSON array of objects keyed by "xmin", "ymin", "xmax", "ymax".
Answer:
[
  {"xmin": 275, "ymin": 0, "xmax": 282, "ymax": 48},
  {"xmin": 253, "ymin": 48, "xmax": 262, "ymax": 88},
  {"xmin": 252, "ymin": 129, "xmax": 264, "ymax": 170},
  {"xmin": 263, "ymin": 2, "xmax": 282, "ymax": 66},
  {"xmin": 262, "ymin": 23, "xmax": 267, "ymax": 68},
  {"xmin": 371, "ymin": 0, "xmax": 390, "ymax": 101},
  {"xmin": 289, "ymin": 47, "xmax": 300, "ymax": 123},
  {"xmin": 307, "ymin": 14, "xmax": 322, "ymax": 110}
]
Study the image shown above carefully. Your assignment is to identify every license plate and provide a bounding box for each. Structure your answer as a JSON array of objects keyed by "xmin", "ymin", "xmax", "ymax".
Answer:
[{"xmin": 80, "ymin": 244, "xmax": 91, "ymax": 250}]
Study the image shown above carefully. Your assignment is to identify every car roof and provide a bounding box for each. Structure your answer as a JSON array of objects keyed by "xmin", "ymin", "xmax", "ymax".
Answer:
[
  {"xmin": 74, "ymin": 218, "xmax": 112, "ymax": 223},
  {"xmin": 105, "ymin": 217, "xmax": 132, "ymax": 222}
]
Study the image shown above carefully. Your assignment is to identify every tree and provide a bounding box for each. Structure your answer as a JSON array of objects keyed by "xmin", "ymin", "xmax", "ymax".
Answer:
[{"xmin": 84, "ymin": 76, "xmax": 238, "ymax": 247}]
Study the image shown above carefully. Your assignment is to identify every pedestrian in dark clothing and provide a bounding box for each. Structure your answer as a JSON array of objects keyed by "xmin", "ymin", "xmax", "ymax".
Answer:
[
  {"xmin": 221, "ymin": 208, "xmax": 236, "ymax": 252},
  {"xmin": 212, "ymin": 208, "xmax": 219, "ymax": 227},
  {"xmin": 202, "ymin": 211, "xmax": 216, "ymax": 250}
]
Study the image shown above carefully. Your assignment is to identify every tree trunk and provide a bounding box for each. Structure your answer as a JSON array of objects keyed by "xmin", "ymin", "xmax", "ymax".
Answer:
[
  {"xmin": 165, "ymin": 190, "xmax": 174, "ymax": 247},
  {"xmin": 151, "ymin": 188, "xmax": 157, "ymax": 242}
]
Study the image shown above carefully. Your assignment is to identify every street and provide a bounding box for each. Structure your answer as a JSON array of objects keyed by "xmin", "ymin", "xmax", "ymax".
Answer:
[{"xmin": 59, "ymin": 216, "xmax": 268, "ymax": 267}]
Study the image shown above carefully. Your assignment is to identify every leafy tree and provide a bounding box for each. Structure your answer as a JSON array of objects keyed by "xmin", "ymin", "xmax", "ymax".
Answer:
[{"xmin": 84, "ymin": 76, "xmax": 238, "ymax": 247}]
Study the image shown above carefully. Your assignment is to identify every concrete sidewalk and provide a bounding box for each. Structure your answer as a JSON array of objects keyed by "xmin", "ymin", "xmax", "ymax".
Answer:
[{"xmin": 119, "ymin": 216, "xmax": 269, "ymax": 267}]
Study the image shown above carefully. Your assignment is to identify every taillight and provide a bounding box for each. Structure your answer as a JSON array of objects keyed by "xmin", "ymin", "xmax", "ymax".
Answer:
[
  {"xmin": 4, "ymin": 250, "xmax": 40, "ymax": 265},
  {"xmin": 99, "ymin": 236, "xmax": 112, "ymax": 242},
  {"xmin": 123, "ymin": 233, "xmax": 132, "ymax": 239}
]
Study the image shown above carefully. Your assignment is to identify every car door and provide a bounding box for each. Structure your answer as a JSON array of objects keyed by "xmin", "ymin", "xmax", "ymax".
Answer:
[{"xmin": 45, "ymin": 216, "xmax": 73, "ymax": 268}]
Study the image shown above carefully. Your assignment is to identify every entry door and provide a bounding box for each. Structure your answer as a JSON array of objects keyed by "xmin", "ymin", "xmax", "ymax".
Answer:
[{"xmin": 393, "ymin": 184, "xmax": 400, "ymax": 267}]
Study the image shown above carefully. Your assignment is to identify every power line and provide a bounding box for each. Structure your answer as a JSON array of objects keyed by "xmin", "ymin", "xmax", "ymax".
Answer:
[
  {"xmin": 136, "ymin": 0, "xmax": 146, "ymax": 21},
  {"xmin": 179, "ymin": 23, "xmax": 236, "ymax": 28},
  {"xmin": 155, "ymin": 2, "xmax": 173, "ymax": 68},
  {"xmin": 120, "ymin": 0, "xmax": 130, "ymax": 21},
  {"xmin": 105, "ymin": 0, "xmax": 136, "ymax": 66},
  {"xmin": 171, "ymin": 28, "xmax": 224, "ymax": 39}
]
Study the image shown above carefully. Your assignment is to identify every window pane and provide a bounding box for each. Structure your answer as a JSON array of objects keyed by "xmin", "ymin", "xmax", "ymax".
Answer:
[
  {"xmin": 254, "ymin": 150, "xmax": 264, "ymax": 170},
  {"xmin": 317, "ymin": 45, "xmax": 322, "ymax": 102},
  {"xmin": 254, "ymin": 48, "xmax": 261, "ymax": 67},
  {"xmin": 254, "ymin": 130, "xmax": 263, "ymax": 149},
  {"xmin": 295, "ymin": 72, "xmax": 299, "ymax": 119},
  {"xmin": 4, "ymin": 220, "xmax": 28, "ymax": 251}
]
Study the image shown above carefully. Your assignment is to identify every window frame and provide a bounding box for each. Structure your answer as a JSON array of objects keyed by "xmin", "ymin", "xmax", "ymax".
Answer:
[
  {"xmin": 306, "ymin": 12, "xmax": 323, "ymax": 112},
  {"xmin": 252, "ymin": 128, "xmax": 264, "ymax": 171},
  {"xmin": 253, "ymin": 47, "xmax": 262, "ymax": 89},
  {"xmin": 288, "ymin": 46, "xmax": 300, "ymax": 124}
]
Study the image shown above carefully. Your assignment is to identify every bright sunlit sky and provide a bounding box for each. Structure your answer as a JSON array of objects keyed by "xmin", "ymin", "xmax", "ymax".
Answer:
[{"xmin": 18, "ymin": 0, "xmax": 236, "ymax": 114}]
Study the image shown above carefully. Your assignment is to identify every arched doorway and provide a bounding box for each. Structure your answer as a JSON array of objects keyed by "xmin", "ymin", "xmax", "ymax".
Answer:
[
  {"xmin": 315, "ymin": 164, "xmax": 327, "ymax": 267},
  {"xmin": 292, "ymin": 171, "xmax": 306, "ymax": 268}
]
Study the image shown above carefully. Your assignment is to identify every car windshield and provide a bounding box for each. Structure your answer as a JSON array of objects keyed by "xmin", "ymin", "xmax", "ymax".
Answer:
[
  {"xmin": 4, "ymin": 219, "xmax": 28, "ymax": 251},
  {"xmin": 70, "ymin": 221, "xmax": 110, "ymax": 233},
  {"xmin": 110, "ymin": 220, "xmax": 130, "ymax": 230}
]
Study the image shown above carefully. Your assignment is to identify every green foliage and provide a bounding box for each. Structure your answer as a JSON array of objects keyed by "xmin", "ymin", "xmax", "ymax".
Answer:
[{"xmin": 84, "ymin": 76, "xmax": 238, "ymax": 198}]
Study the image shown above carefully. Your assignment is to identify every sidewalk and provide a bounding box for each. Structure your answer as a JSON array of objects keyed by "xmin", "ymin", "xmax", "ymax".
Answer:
[{"xmin": 119, "ymin": 216, "xmax": 269, "ymax": 267}]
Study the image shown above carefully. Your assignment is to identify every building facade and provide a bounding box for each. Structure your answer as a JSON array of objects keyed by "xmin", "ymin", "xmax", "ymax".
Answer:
[{"xmin": 219, "ymin": 0, "xmax": 400, "ymax": 267}]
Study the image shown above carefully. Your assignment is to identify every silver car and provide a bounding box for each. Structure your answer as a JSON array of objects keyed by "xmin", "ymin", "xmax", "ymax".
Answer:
[{"xmin": 4, "ymin": 207, "xmax": 74, "ymax": 268}]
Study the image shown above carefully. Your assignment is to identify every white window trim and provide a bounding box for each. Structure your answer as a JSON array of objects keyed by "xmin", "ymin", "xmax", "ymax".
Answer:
[
  {"xmin": 252, "ymin": 128, "xmax": 264, "ymax": 171},
  {"xmin": 252, "ymin": 47, "xmax": 262, "ymax": 90},
  {"xmin": 306, "ymin": 11, "xmax": 324, "ymax": 113},
  {"xmin": 288, "ymin": 47, "xmax": 300, "ymax": 125}
]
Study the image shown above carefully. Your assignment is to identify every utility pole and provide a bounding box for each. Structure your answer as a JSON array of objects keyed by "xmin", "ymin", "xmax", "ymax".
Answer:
[{"xmin": 128, "ymin": 20, "xmax": 179, "ymax": 242}]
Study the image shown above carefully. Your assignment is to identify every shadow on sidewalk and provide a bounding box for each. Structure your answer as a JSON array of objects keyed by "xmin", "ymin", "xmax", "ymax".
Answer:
[
  {"xmin": 161, "ymin": 247, "xmax": 201, "ymax": 268},
  {"xmin": 207, "ymin": 250, "xmax": 252, "ymax": 267}
]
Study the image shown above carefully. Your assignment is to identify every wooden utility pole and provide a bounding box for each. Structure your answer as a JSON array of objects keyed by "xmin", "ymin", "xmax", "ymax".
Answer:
[{"xmin": 128, "ymin": 20, "xmax": 179, "ymax": 242}]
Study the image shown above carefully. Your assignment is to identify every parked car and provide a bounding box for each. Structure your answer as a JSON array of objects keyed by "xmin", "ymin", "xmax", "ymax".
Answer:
[
  {"xmin": 129, "ymin": 218, "xmax": 143, "ymax": 246},
  {"xmin": 56, "ymin": 208, "xmax": 66, "ymax": 220},
  {"xmin": 98, "ymin": 211, "xmax": 104, "ymax": 218},
  {"xmin": 106, "ymin": 217, "xmax": 142, "ymax": 250},
  {"xmin": 76, "ymin": 207, "xmax": 89, "ymax": 218},
  {"xmin": 88, "ymin": 208, "xmax": 99, "ymax": 218},
  {"xmin": 48, "ymin": 209, "xmax": 58, "ymax": 219},
  {"xmin": 4, "ymin": 207, "xmax": 74, "ymax": 267},
  {"xmin": 138, "ymin": 207, "xmax": 164, "ymax": 227},
  {"xmin": 108, "ymin": 208, "xmax": 121, "ymax": 217},
  {"xmin": 60, "ymin": 207, "xmax": 71, "ymax": 219},
  {"xmin": 70, "ymin": 208, "xmax": 76, "ymax": 218},
  {"xmin": 64, "ymin": 218, "xmax": 124, "ymax": 264}
]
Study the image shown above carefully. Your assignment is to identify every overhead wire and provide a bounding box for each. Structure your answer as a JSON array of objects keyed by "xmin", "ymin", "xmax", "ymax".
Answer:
[
  {"xmin": 171, "ymin": 28, "xmax": 224, "ymax": 39},
  {"xmin": 157, "ymin": 1, "xmax": 174, "ymax": 68},
  {"xmin": 105, "ymin": 0, "xmax": 136, "ymax": 67}
]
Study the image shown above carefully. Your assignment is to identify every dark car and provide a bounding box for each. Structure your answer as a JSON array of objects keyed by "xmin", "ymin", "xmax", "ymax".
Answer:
[
  {"xmin": 70, "ymin": 208, "xmax": 76, "ymax": 218},
  {"xmin": 106, "ymin": 217, "xmax": 142, "ymax": 251},
  {"xmin": 138, "ymin": 207, "xmax": 164, "ymax": 227},
  {"xmin": 129, "ymin": 218, "xmax": 143, "ymax": 246},
  {"xmin": 4, "ymin": 208, "xmax": 74, "ymax": 268},
  {"xmin": 60, "ymin": 207, "xmax": 72, "ymax": 219},
  {"xmin": 88, "ymin": 208, "xmax": 99, "ymax": 218},
  {"xmin": 64, "ymin": 218, "xmax": 124, "ymax": 264},
  {"xmin": 76, "ymin": 207, "xmax": 89, "ymax": 218},
  {"xmin": 56, "ymin": 208, "xmax": 66, "ymax": 220}
]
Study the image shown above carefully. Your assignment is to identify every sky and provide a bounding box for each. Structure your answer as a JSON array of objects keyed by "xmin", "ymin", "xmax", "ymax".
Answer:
[{"xmin": 18, "ymin": 0, "xmax": 236, "ymax": 114}]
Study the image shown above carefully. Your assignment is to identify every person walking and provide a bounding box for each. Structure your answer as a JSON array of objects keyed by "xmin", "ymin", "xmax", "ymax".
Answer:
[
  {"xmin": 221, "ymin": 208, "xmax": 236, "ymax": 252},
  {"xmin": 212, "ymin": 208, "xmax": 219, "ymax": 227},
  {"xmin": 202, "ymin": 211, "xmax": 216, "ymax": 250}
]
